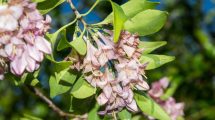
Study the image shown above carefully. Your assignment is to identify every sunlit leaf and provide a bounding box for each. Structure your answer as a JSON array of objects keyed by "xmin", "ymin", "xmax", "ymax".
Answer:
[
  {"xmin": 46, "ymin": 56, "xmax": 73, "ymax": 73},
  {"xmin": 30, "ymin": 79, "xmax": 40, "ymax": 86},
  {"xmin": 49, "ymin": 76, "xmax": 71, "ymax": 98},
  {"xmin": 100, "ymin": 0, "xmax": 158, "ymax": 24},
  {"xmin": 37, "ymin": 0, "xmax": 65, "ymax": 14},
  {"xmin": 88, "ymin": 103, "xmax": 101, "ymax": 120},
  {"xmin": 134, "ymin": 92, "xmax": 171, "ymax": 120},
  {"xmin": 22, "ymin": 114, "xmax": 42, "ymax": 120},
  {"xmin": 46, "ymin": 19, "xmax": 77, "ymax": 46},
  {"xmin": 31, "ymin": 0, "xmax": 46, "ymax": 3},
  {"xmin": 139, "ymin": 54, "xmax": 175, "ymax": 70},
  {"xmin": 55, "ymin": 68, "xmax": 77, "ymax": 84},
  {"xmin": 124, "ymin": 10, "xmax": 168, "ymax": 36},
  {"xmin": 118, "ymin": 109, "xmax": 131, "ymax": 120},
  {"xmin": 138, "ymin": 41, "xmax": 167, "ymax": 54},
  {"xmin": 70, "ymin": 37, "xmax": 87, "ymax": 55},
  {"xmin": 71, "ymin": 76, "xmax": 96, "ymax": 99},
  {"xmin": 110, "ymin": 1, "xmax": 127, "ymax": 42},
  {"xmin": 57, "ymin": 30, "xmax": 72, "ymax": 51}
]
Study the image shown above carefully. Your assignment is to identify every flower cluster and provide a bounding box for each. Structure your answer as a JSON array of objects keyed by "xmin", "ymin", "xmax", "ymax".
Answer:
[
  {"xmin": 78, "ymin": 30, "xmax": 149, "ymax": 114},
  {"xmin": 148, "ymin": 77, "xmax": 184, "ymax": 120},
  {"xmin": 0, "ymin": 0, "xmax": 52, "ymax": 76}
]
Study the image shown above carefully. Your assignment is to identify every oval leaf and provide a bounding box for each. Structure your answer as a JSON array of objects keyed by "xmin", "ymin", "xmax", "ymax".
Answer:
[
  {"xmin": 100, "ymin": 0, "xmax": 158, "ymax": 24},
  {"xmin": 139, "ymin": 54, "xmax": 175, "ymax": 70},
  {"xmin": 71, "ymin": 76, "xmax": 96, "ymax": 99},
  {"xmin": 139, "ymin": 41, "xmax": 167, "ymax": 54},
  {"xmin": 124, "ymin": 10, "xmax": 168, "ymax": 36},
  {"xmin": 70, "ymin": 37, "xmax": 87, "ymax": 55},
  {"xmin": 118, "ymin": 109, "xmax": 131, "ymax": 120},
  {"xmin": 46, "ymin": 19, "xmax": 77, "ymax": 46},
  {"xmin": 134, "ymin": 93, "xmax": 171, "ymax": 120},
  {"xmin": 37, "ymin": 0, "xmax": 65, "ymax": 14},
  {"xmin": 46, "ymin": 56, "xmax": 73, "ymax": 73},
  {"xmin": 88, "ymin": 104, "xmax": 101, "ymax": 120},
  {"xmin": 57, "ymin": 24, "xmax": 76, "ymax": 51},
  {"xmin": 111, "ymin": 1, "xmax": 127, "ymax": 42},
  {"xmin": 49, "ymin": 76, "xmax": 71, "ymax": 98}
]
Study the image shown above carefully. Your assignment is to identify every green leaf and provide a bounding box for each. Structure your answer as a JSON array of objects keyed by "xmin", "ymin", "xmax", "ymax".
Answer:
[
  {"xmin": 134, "ymin": 93, "xmax": 171, "ymax": 120},
  {"xmin": 49, "ymin": 76, "xmax": 71, "ymax": 98},
  {"xmin": 37, "ymin": 0, "xmax": 65, "ymax": 14},
  {"xmin": 100, "ymin": 0, "xmax": 158, "ymax": 24},
  {"xmin": 47, "ymin": 19, "xmax": 77, "ymax": 46},
  {"xmin": 46, "ymin": 56, "xmax": 72, "ymax": 73},
  {"xmin": 30, "ymin": 79, "xmax": 40, "ymax": 86},
  {"xmin": 138, "ymin": 41, "xmax": 167, "ymax": 54},
  {"xmin": 57, "ymin": 22, "xmax": 76, "ymax": 51},
  {"xmin": 111, "ymin": 1, "xmax": 127, "ymax": 42},
  {"xmin": 139, "ymin": 54, "xmax": 175, "ymax": 70},
  {"xmin": 118, "ymin": 109, "xmax": 131, "ymax": 120},
  {"xmin": 22, "ymin": 114, "xmax": 42, "ymax": 120},
  {"xmin": 70, "ymin": 95, "xmax": 96, "ymax": 114},
  {"xmin": 70, "ymin": 37, "xmax": 87, "ymax": 55},
  {"xmin": 20, "ymin": 73, "xmax": 40, "ymax": 86},
  {"xmin": 55, "ymin": 68, "xmax": 77, "ymax": 84},
  {"xmin": 88, "ymin": 103, "xmax": 101, "ymax": 120},
  {"xmin": 194, "ymin": 29, "xmax": 215, "ymax": 57},
  {"xmin": 71, "ymin": 76, "xmax": 96, "ymax": 99},
  {"xmin": 49, "ymin": 19, "xmax": 86, "ymax": 55},
  {"xmin": 57, "ymin": 30, "xmax": 71, "ymax": 51},
  {"xmin": 131, "ymin": 115, "xmax": 146, "ymax": 120},
  {"xmin": 31, "ymin": 0, "xmax": 46, "ymax": 3},
  {"xmin": 124, "ymin": 10, "xmax": 168, "ymax": 36},
  {"xmin": 121, "ymin": 0, "xmax": 159, "ymax": 18}
]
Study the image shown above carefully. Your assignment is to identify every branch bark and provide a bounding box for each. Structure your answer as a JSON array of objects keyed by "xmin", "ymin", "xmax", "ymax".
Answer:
[
  {"xmin": 67, "ymin": 0, "xmax": 87, "ymax": 26},
  {"xmin": 31, "ymin": 87, "xmax": 87, "ymax": 119}
]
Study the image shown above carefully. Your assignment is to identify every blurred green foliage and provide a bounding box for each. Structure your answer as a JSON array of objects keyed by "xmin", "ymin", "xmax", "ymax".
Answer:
[{"xmin": 0, "ymin": 0, "xmax": 215, "ymax": 119}]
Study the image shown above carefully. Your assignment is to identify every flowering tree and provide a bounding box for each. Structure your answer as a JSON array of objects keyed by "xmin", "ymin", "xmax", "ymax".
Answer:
[{"xmin": 0, "ymin": 0, "xmax": 184, "ymax": 119}]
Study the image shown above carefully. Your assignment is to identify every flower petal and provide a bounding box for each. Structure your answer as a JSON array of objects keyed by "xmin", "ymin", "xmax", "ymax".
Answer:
[
  {"xmin": 35, "ymin": 36, "xmax": 52, "ymax": 54},
  {"xmin": 97, "ymin": 93, "xmax": 108, "ymax": 105}
]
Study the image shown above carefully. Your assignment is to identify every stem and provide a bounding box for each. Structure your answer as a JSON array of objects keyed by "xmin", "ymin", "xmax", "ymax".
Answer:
[
  {"xmin": 67, "ymin": 0, "xmax": 87, "ymax": 26},
  {"xmin": 112, "ymin": 111, "xmax": 117, "ymax": 120},
  {"xmin": 81, "ymin": 0, "xmax": 100, "ymax": 16},
  {"xmin": 32, "ymin": 87, "xmax": 83, "ymax": 118}
]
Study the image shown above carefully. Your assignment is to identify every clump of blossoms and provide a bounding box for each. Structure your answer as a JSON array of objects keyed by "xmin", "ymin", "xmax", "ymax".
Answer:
[
  {"xmin": 0, "ymin": 0, "xmax": 52, "ymax": 77},
  {"xmin": 148, "ymin": 77, "xmax": 185, "ymax": 120},
  {"xmin": 71, "ymin": 30, "xmax": 150, "ymax": 114}
]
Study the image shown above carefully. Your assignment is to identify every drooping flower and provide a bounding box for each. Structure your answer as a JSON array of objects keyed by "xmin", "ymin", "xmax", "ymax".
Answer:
[
  {"xmin": 97, "ymin": 80, "xmax": 139, "ymax": 115},
  {"xmin": 77, "ymin": 30, "xmax": 150, "ymax": 114},
  {"xmin": 116, "ymin": 31, "xmax": 142, "ymax": 59},
  {"xmin": 0, "ymin": 0, "xmax": 52, "ymax": 76},
  {"xmin": 148, "ymin": 77, "xmax": 184, "ymax": 120},
  {"xmin": 162, "ymin": 97, "xmax": 184, "ymax": 120},
  {"xmin": 148, "ymin": 77, "xmax": 169, "ymax": 98},
  {"xmin": 116, "ymin": 59, "xmax": 149, "ymax": 90}
]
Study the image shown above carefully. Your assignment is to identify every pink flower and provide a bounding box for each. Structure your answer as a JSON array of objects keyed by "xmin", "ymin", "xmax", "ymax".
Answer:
[
  {"xmin": 162, "ymin": 97, "xmax": 184, "ymax": 120},
  {"xmin": 85, "ymin": 70, "xmax": 107, "ymax": 88},
  {"xmin": 148, "ymin": 78, "xmax": 184, "ymax": 120},
  {"xmin": 77, "ymin": 30, "xmax": 150, "ymax": 115},
  {"xmin": 83, "ymin": 40, "xmax": 100, "ymax": 72},
  {"xmin": 148, "ymin": 77, "xmax": 169, "ymax": 98},
  {"xmin": 116, "ymin": 31, "xmax": 141, "ymax": 59},
  {"xmin": 116, "ymin": 60, "xmax": 149, "ymax": 90},
  {"xmin": 0, "ymin": 0, "xmax": 52, "ymax": 76}
]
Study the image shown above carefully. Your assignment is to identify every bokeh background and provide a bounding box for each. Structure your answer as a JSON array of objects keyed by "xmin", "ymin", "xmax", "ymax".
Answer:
[{"xmin": 0, "ymin": 0, "xmax": 215, "ymax": 119}]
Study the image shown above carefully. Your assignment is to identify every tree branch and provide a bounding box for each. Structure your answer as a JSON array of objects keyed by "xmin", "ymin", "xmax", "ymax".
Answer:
[
  {"xmin": 67, "ymin": 0, "xmax": 87, "ymax": 26},
  {"xmin": 32, "ymin": 87, "xmax": 86, "ymax": 119}
]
